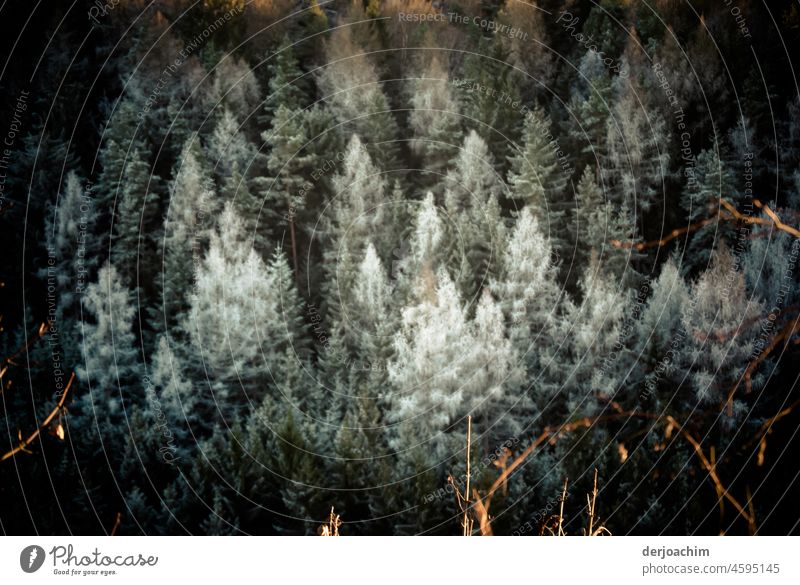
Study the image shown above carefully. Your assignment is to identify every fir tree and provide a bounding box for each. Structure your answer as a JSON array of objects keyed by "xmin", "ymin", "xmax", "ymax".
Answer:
[
  {"xmin": 73, "ymin": 262, "xmax": 140, "ymax": 460},
  {"xmin": 507, "ymin": 107, "xmax": 571, "ymax": 256},
  {"xmin": 409, "ymin": 56, "xmax": 462, "ymax": 185},
  {"xmin": 679, "ymin": 146, "xmax": 735, "ymax": 275}
]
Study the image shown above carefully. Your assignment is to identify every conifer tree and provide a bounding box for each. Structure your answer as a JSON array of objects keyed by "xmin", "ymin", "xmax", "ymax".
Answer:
[
  {"xmin": 208, "ymin": 108, "xmax": 257, "ymax": 187},
  {"xmin": 409, "ymin": 56, "xmax": 462, "ymax": 184},
  {"xmin": 443, "ymin": 131, "xmax": 507, "ymax": 301},
  {"xmin": 261, "ymin": 37, "xmax": 309, "ymax": 126},
  {"xmin": 679, "ymin": 146, "xmax": 735, "ymax": 275},
  {"xmin": 565, "ymin": 50, "xmax": 613, "ymax": 175},
  {"xmin": 678, "ymin": 246, "xmax": 762, "ymax": 414},
  {"xmin": 318, "ymin": 28, "xmax": 399, "ymax": 169},
  {"xmin": 605, "ymin": 75, "xmax": 670, "ymax": 214},
  {"xmin": 186, "ymin": 204, "xmax": 307, "ymax": 417},
  {"xmin": 158, "ymin": 139, "xmax": 216, "ymax": 332},
  {"xmin": 459, "ymin": 38, "xmax": 521, "ymax": 172},
  {"xmin": 73, "ymin": 262, "xmax": 140, "ymax": 460},
  {"xmin": 114, "ymin": 147, "xmax": 162, "ymax": 288},
  {"xmin": 507, "ymin": 107, "xmax": 570, "ymax": 256},
  {"xmin": 492, "ymin": 207, "xmax": 563, "ymax": 418}
]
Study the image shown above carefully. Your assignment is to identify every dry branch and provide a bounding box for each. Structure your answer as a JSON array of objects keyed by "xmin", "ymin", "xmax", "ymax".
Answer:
[
  {"xmin": 610, "ymin": 198, "xmax": 800, "ymax": 252},
  {"xmin": 1, "ymin": 372, "xmax": 75, "ymax": 462}
]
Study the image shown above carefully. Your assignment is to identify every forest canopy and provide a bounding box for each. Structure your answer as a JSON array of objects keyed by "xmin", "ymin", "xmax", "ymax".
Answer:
[{"xmin": 0, "ymin": 0, "xmax": 799, "ymax": 536}]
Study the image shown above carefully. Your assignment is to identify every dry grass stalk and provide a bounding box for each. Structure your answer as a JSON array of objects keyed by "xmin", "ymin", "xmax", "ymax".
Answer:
[
  {"xmin": 319, "ymin": 506, "xmax": 341, "ymax": 536},
  {"xmin": 557, "ymin": 477, "xmax": 568, "ymax": 536},
  {"xmin": 584, "ymin": 469, "xmax": 611, "ymax": 536},
  {"xmin": 449, "ymin": 415, "xmax": 475, "ymax": 536}
]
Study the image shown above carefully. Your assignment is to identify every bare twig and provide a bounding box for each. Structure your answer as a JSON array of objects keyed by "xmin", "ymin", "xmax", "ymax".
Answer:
[
  {"xmin": 110, "ymin": 512, "xmax": 122, "ymax": 536},
  {"xmin": 557, "ymin": 477, "xmax": 568, "ymax": 536},
  {"xmin": 1, "ymin": 372, "xmax": 75, "ymax": 462},
  {"xmin": 724, "ymin": 319, "xmax": 799, "ymax": 414},
  {"xmin": 610, "ymin": 198, "xmax": 800, "ymax": 252},
  {"xmin": 463, "ymin": 415, "xmax": 472, "ymax": 536}
]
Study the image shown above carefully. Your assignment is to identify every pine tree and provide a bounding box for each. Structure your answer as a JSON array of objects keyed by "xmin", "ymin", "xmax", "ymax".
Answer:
[
  {"xmin": 564, "ymin": 50, "xmax": 613, "ymax": 176},
  {"xmin": 605, "ymin": 74, "xmax": 670, "ymax": 215},
  {"xmin": 350, "ymin": 242, "xmax": 395, "ymax": 383},
  {"xmin": 318, "ymin": 28, "xmax": 399, "ymax": 169},
  {"xmin": 459, "ymin": 38, "xmax": 522, "ymax": 172},
  {"xmin": 207, "ymin": 56, "xmax": 262, "ymax": 119},
  {"xmin": 492, "ymin": 207, "xmax": 563, "ymax": 418},
  {"xmin": 261, "ymin": 37, "xmax": 309, "ymax": 125},
  {"xmin": 42, "ymin": 171, "xmax": 99, "ymax": 368},
  {"xmin": 186, "ymin": 204, "xmax": 306, "ymax": 417},
  {"xmin": 207, "ymin": 108, "xmax": 257, "ymax": 186},
  {"xmin": 564, "ymin": 253, "xmax": 628, "ymax": 418},
  {"xmin": 443, "ymin": 131, "xmax": 507, "ymax": 301},
  {"xmin": 574, "ymin": 166, "xmax": 643, "ymax": 286},
  {"xmin": 679, "ymin": 146, "xmax": 735, "ymax": 275},
  {"xmin": 157, "ymin": 139, "xmax": 216, "ymax": 332},
  {"xmin": 114, "ymin": 147, "xmax": 162, "ymax": 288},
  {"xmin": 409, "ymin": 56, "xmax": 462, "ymax": 184},
  {"xmin": 388, "ymin": 268, "xmax": 518, "ymax": 452},
  {"xmin": 678, "ymin": 245, "xmax": 762, "ymax": 414},
  {"xmin": 632, "ymin": 257, "xmax": 689, "ymax": 411},
  {"xmin": 73, "ymin": 262, "xmax": 140, "ymax": 459},
  {"xmin": 149, "ymin": 334, "xmax": 198, "ymax": 455},
  {"xmin": 324, "ymin": 134, "xmax": 392, "ymax": 323},
  {"xmin": 507, "ymin": 107, "xmax": 570, "ymax": 256},
  {"xmin": 95, "ymin": 97, "xmax": 142, "ymax": 218}
]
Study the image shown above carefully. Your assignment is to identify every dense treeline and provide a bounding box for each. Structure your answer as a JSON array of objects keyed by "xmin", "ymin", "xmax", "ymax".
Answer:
[{"xmin": 1, "ymin": 0, "xmax": 799, "ymax": 535}]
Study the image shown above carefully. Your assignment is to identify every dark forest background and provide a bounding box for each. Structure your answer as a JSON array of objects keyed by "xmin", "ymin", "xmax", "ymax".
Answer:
[{"xmin": 1, "ymin": 0, "xmax": 799, "ymax": 535}]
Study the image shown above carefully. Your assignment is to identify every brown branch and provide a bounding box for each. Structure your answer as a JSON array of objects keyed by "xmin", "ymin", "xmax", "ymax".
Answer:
[
  {"xmin": 472, "ymin": 488, "xmax": 492, "ymax": 536},
  {"xmin": 1, "ymin": 372, "xmax": 75, "ymax": 462},
  {"xmin": 724, "ymin": 319, "xmax": 799, "ymax": 414},
  {"xmin": 665, "ymin": 415, "xmax": 757, "ymax": 534},
  {"xmin": 740, "ymin": 199, "xmax": 800, "ymax": 238},
  {"xmin": 610, "ymin": 215, "xmax": 721, "ymax": 251},
  {"xmin": 110, "ymin": 512, "xmax": 122, "ymax": 536},
  {"xmin": 610, "ymin": 198, "xmax": 800, "ymax": 252},
  {"xmin": 476, "ymin": 407, "xmax": 760, "ymax": 535},
  {"xmin": 0, "ymin": 322, "xmax": 48, "ymax": 383}
]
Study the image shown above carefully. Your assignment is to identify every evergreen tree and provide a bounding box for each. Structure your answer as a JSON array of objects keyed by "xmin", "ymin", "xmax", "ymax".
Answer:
[
  {"xmin": 323, "ymin": 134, "xmax": 392, "ymax": 338},
  {"xmin": 114, "ymin": 147, "xmax": 162, "ymax": 289},
  {"xmin": 459, "ymin": 38, "xmax": 522, "ymax": 172},
  {"xmin": 443, "ymin": 131, "xmax": 507, "ymax": 301},
  {"xmin": 679, "ymin": 146, "xmax": 736, "ymax": 275},
  {"xmin": 261, "ymin": 37, "xmax": 309, "ymax": 125},
  {"xmin": 207, "ymin": 108, "xmax": 257, "ymax": 187},
  {"xmin": 678, "ymin": 245, "xmax": 762, "ymax": 415},
  {"xmin": 318, "ymin": 28, "xmax": 399, "ymax": 169},
  {"xmin": 565, "ymin": 50, "xmax": 613, "ymax": 176},
  {"xmin": 186, "ymin": 204, "xmax": 307, "ymax": 418},
  {"xmin": 605, "ymin": 74, "xmax": 670, "ymax": 215},
  {"xmin": 507, "ymin": 107, "xmax": 571, "ymax": 256},
  {"xmin": 73, "ymin": 262, "xmax": 140, "ymax": 460},
  {"xmin": 157, "ymin": 139, "xmax": 216, "ymax": 332},
  {"xmin": 43, "ymin": 172, "xmax": 99, "ymax": 364},
  {"xmin": 409, "ymin": 56, "xmax": 462, "ymax": 184}
]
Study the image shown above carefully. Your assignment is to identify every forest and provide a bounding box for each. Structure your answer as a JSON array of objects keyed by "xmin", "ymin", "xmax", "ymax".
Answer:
[{"xmin": 0, "ymin": 0, "xmax": 799, "ymax": 536}]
